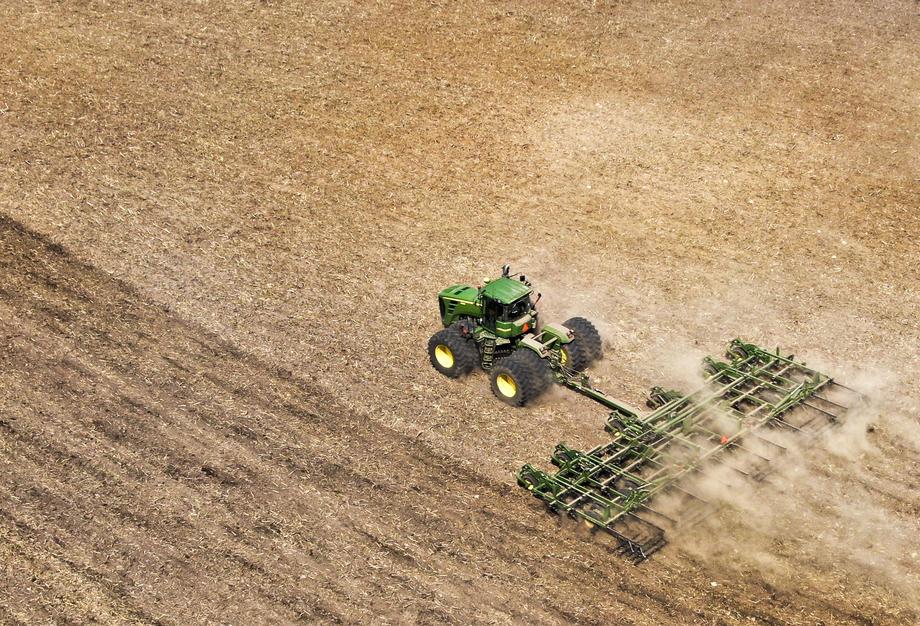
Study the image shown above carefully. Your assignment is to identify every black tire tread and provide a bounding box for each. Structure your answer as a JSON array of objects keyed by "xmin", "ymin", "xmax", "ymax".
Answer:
[
  {"xmin": 561, "ymin": 341, "xmax": 590, "ymax": 372},
  {"xmin": 490, "ymin": 348, "xmax": 551, "ymax": 406},
  {"xmin": 563, "ymin": 316, "xmax": 603, "ymax": 363},
  {"xmin": 428, "ymin": 325, "xmax": 478, "ymax": 378},
  {"xmin": 515, "ymin": 348, "xmax": 552, "ymax": 396}
]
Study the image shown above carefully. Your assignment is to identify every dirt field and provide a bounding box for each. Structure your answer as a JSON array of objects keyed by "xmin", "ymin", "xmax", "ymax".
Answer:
[{"xmin": 1, "ymin": 0, "xmax": 918, "ymax": 623}]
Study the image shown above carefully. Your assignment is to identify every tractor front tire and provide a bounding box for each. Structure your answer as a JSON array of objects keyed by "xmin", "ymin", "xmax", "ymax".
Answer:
[
  {"xmin": 428, "ymin": 326, "xmax": 478, "ymax": 378},
  {"xmin": 563, "ymin": 316, "xmax": 603, "ymax": 366},
  {"xmin": 490, "ymin": 349, "xmax": 551, "ymax": 407}
]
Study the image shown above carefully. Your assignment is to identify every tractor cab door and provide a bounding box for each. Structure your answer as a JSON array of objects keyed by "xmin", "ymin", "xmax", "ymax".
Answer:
[{"xmin": 482, "ymin": 296, "xmax": 502, "ymax": 332}]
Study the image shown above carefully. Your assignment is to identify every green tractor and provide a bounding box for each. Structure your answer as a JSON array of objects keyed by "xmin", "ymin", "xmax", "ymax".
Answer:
[{"xmin": 428, "ymin": 264, "xmax": 603, "ymax": 405}]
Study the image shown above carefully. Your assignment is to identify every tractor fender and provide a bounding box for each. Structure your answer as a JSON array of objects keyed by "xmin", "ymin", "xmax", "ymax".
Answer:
[{"xmin": 541, "ymin": 322, "xmax": 574, "ymax": 345}]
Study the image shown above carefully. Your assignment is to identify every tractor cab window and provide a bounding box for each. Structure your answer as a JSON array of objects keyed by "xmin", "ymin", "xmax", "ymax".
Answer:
[{"xmin": 503, "ymin": 297, "xmax": 531, "ymax": 321}]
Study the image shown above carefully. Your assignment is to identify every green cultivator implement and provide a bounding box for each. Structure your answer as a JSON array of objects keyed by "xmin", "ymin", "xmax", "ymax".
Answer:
[
  {"xmin": 428, "ymin": 267, "xmax": 863, "ymax": 561},
  {"xmin": 518, "ymin": 340, "xmax": 863, "ymax": 561}
]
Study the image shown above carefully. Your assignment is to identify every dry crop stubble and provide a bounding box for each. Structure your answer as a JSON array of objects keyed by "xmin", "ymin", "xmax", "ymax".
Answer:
[{"xmin": 2, "ymin": 0, "xmax": 919, "ymax": 623}]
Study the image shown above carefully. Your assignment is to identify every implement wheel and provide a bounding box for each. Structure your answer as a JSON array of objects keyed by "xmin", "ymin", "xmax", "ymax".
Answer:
[
  {"xmin": 490, "ymin": 349, "xmax": 550, "ymax": 406},
  {"xmin": 428, "ymin": 325, "xmax": 477, "ymax": 378}
]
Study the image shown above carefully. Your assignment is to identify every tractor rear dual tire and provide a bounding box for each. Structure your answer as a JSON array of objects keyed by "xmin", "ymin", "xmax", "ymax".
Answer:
[
  {"xmin": 490, "ymin": 349, "xmax": 551, "ymax": 407},
  {"xmin": 428, "ymin": 325, "xmax": 478, "ymax": 378},
  {"xmin": 560, "ymin": 316, "xmax": 603, "ymax": 371}
]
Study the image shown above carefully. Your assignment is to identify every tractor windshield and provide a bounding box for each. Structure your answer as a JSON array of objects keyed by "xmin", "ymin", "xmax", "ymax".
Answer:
[{"xmin": 503, "ymin": 297, "xmax": 531, "ymax": 321}]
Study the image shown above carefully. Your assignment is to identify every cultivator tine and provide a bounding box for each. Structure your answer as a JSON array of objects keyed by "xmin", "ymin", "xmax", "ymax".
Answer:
[
  {"xmin": 518, "ymin": 339, "xmax": 864, "ymax": 562},
  {"xmin": 810, "ymin": 394, "xmax": 852, "ymax": 410}
]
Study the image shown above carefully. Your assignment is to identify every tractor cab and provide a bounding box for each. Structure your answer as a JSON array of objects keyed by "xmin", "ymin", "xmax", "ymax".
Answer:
[{"xmin": 479, "ymin": 273, "xmax": 536, "ymax": 337}]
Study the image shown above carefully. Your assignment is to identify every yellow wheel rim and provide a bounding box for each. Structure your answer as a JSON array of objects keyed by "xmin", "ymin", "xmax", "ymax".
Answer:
[
  {"xmin": 560, "ymin": 348, "xmax": 568, "ymax": 365},
  {"xmin": 496, "ymin": 373, "xmax": 517, "ymax": 397},
  {"xmin": 434, "ymin": 345, "xmax": 454, "ymax": 368}
]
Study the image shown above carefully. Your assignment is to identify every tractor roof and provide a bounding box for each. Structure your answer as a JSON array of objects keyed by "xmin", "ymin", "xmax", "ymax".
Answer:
[{"xmin": 481, "ymin": 276, "xmax": 532, "ymax": 304}]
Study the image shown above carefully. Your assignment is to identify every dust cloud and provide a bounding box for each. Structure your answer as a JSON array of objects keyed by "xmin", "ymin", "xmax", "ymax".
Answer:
[{"xmin": 675, "ymin": 378, "xmax": 920, "ymax": 612}]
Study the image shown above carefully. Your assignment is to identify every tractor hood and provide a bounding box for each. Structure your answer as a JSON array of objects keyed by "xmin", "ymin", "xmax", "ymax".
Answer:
[{"xmin": 438, "ymin": 284, "xmax": 479, "ymax": 303}]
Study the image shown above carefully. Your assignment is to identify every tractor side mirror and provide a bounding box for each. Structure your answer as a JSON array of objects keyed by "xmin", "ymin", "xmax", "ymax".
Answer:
[{"xmin": 534, "ymin": 293, "xmax": 542, "ymax": 305}]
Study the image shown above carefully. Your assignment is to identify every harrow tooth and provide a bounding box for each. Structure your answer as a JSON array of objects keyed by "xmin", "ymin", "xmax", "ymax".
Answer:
[{"xmin": 518, "ymin": 339, "xmax": 863, "ymax": 562}]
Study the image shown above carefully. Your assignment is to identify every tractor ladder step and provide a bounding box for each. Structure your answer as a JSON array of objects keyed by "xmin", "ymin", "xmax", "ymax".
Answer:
[{"xmin": 482, "ymin": 339, "xmax": 496, "ymax": 371}]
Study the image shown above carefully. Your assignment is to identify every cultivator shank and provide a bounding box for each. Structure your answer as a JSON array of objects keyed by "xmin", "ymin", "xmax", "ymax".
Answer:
[{"xmin": 518, "ymin": 339, "xmax": 862, "ymax": 562}]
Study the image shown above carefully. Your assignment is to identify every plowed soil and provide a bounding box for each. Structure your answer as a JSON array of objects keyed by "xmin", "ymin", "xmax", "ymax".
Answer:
[{"xmin": 1, "ymin": 1, "xmax": 918, "ymax": 624}]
